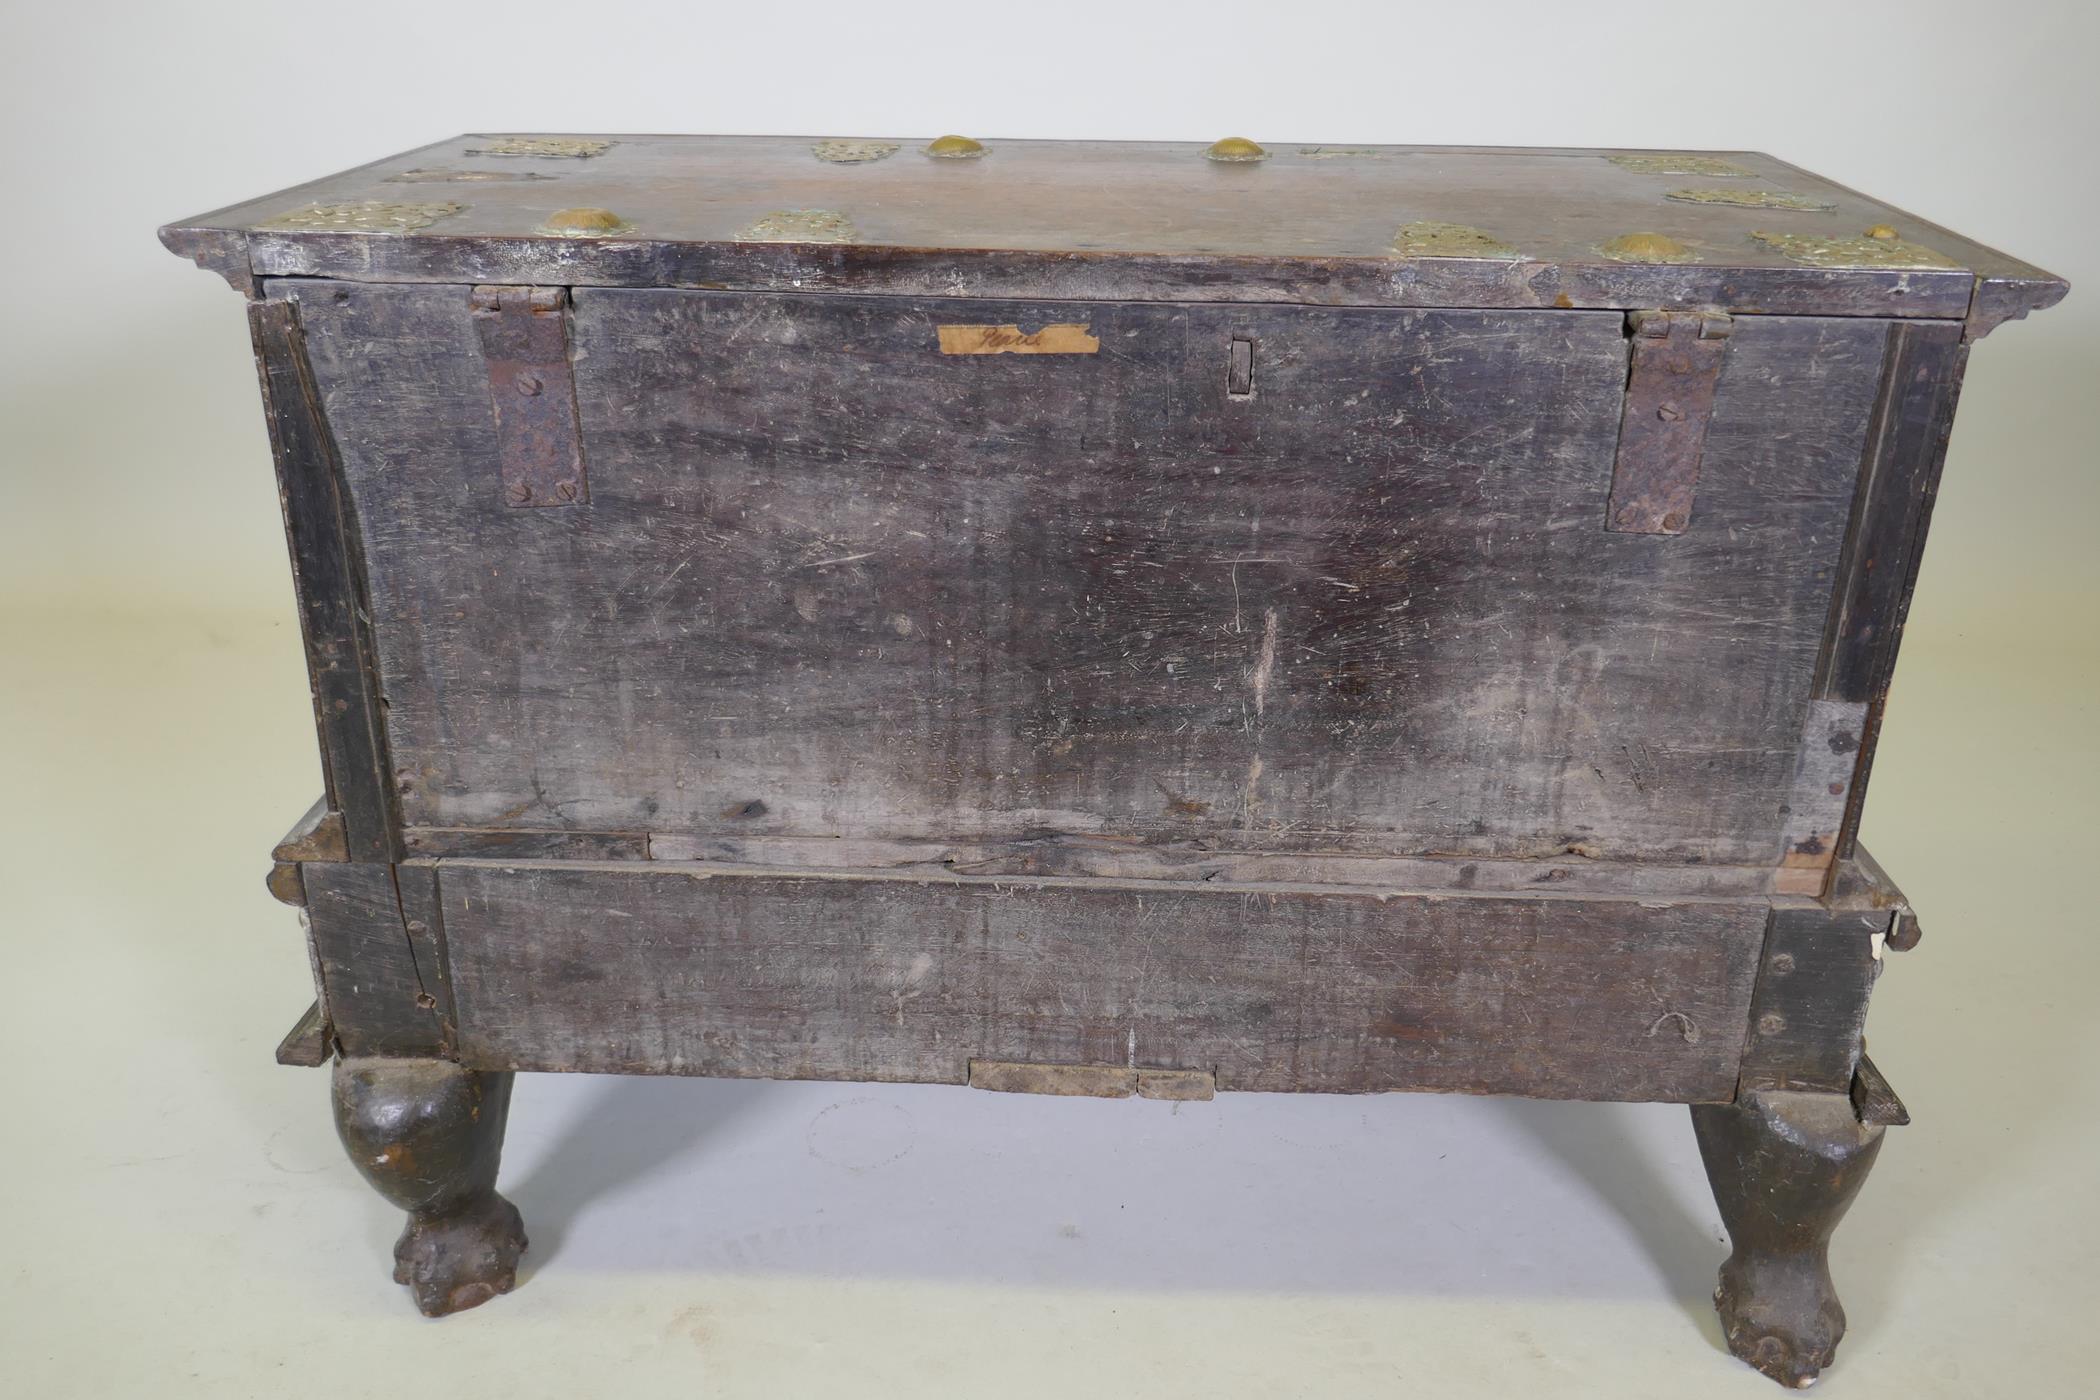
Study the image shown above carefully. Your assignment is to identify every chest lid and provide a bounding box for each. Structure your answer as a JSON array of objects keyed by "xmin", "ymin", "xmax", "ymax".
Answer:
[{"xmin": 163, "ymin": 134, "xmax": 2064, "ymax": 335}]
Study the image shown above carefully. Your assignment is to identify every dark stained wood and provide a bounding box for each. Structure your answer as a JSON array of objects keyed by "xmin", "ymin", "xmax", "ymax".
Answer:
[
  {"xmin": 163, "ymin": 137, "xmax": 2066, "ymax": 324},
  {"xmin": 1736, "ymin": 905, "xmax": 1887, "ymax": 1096},
  {"xmin": 649, "ymin": 831, "xmax": 1794, "ymax": 898},
  {"xmin": 438, "ymin": 861, "xmax": 1765, "ymax": 1103},
  {"xmin": 1813, "ymin": 321, "xmax": 1972, "ymax": 863},
  {"xmin": 1816, "ymin": 321, "xmax": 1970, "ymax": 704},
  {"xmin": 303, "ymin": 864, "xmax": 451, "ymax": 1057},
  {"xmin": 265, "ymin": 860, "xmax": 306, "ymax": 907},
  {"xmin": 1850, "ymin": 1054, "xmax": 1910, "ymax": 1128},
  {"xmin": 332, "ymin": 1057, "xmax": 524, "ymax": 1315},
  {"xmin": 274, "ymin": 1000, "xmax": 333, "ymax": 1067},
  {"xmin": 403, "ymin": 827, "xmax": 649, "ymax": 861},
  {"xmin": 284, "ymin": 281, "xmax": 1885, "ymax": 868},
  {"xmin": 272, "ymin": 795, "xmax": 349, "ymax": 862},
  {"xmin": 249, "ymin": 303, "xmax": 404, "ymax": 863},
  {"xmin": 1692, "ymin": 1089, "xmax": 1886, "ymax": 1388}
]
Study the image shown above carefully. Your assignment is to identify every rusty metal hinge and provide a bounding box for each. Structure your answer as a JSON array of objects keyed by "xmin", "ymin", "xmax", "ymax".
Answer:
[
  {"xmin": 1606, "ymin": 310, "xmax": 1733, "ymax": 535},
  {"xmin": 470, "ymin": 286, "xmax": 588, "ymax": 508}
]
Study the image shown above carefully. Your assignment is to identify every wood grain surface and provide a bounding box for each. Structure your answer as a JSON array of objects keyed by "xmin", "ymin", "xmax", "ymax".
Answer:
[
  {"xmin": 438, "ymin": 861, "xmax": 1766, "ymax": 1102},
  {"xmin": 165, "ymin": 136, "xmax": 2067, "ymax": 325},
  {"xmin": 279, "ymin": 280, "xmax": 1888, "ymax": 868}
]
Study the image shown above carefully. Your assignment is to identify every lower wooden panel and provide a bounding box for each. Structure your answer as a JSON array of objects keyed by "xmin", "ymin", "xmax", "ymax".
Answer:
[{"xmin": 438, "ymin": 864, "xmax": 1765, "ymax": 1102}]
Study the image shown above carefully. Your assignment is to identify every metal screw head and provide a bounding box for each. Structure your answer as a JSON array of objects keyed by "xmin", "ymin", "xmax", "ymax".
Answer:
[
  {"xmin": 1656, "ymin": 402, "xmax": 1685, "ymax": 423},
  {"xmin": 1757, "ymin": 1011, "xmax": 1788, "ymax": 1036},
  {"xmin": 555, "ymin": 481, "xmax": 578, "ymax": 501},
  {"xmin": 1660, "ymin": 510, "xmax": 1687, "ymax": 532},
  {"xmin": 516, "ymin": 374, "xmax": 544, "ymax": 397},
  {"xmin": 508, "ymin": 482, "xmax": 534, "ymax": 504},
  {"xmin": 406, "ymin": 920, "xmax": 427, "ymax": 934}
]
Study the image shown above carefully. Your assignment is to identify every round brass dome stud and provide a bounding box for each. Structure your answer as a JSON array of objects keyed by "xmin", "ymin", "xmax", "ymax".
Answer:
[
  {"xmin": 1205, "ymin": 136, "xmax": 1268, "ymax": 163},
  {"xmin": 1600, "ymin": 231, "xmax": 1693, "ymax": 263},
  {"xmin": 1864, "ymin": 223, "xmax": 1901, "ymax": 240},
  {"xmin": 539, "ymin": 206, "xmax": 630, "ymax": 237},
  {"xmin": 924, "ymin": 134, "xmax": 988, "ymax": 159}
]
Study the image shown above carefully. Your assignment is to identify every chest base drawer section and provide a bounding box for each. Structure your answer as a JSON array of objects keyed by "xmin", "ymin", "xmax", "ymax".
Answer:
[{"xmin": 325, "ymin": 863, "xmax": 1774, "ymax": 1104}]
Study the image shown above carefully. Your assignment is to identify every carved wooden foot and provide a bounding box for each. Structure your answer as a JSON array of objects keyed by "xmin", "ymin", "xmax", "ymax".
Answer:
[
  {"xmin": 1691, "ymin": 1090, "xmax": 1884, "ymax": 1389},
  {"xmin": 332, "ymin": 1056, "xmax": 527, "ymax": 1316}
]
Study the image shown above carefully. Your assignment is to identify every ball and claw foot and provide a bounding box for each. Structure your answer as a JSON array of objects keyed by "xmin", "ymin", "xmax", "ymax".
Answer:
[
  {"xmin": 1713, "ymin": 1251, "xmax": 1848, "ymax": 1389},
  {"xmin": 333, "ymin": 1055, "xmax": 527, "ymax": 1317},
  {"xmin": 1691, "ymin": 1089, "xmax": 1886, "ymax": 1389},
  {"xmin": 391, "ymin": 1190, "xmax": 529, "ymax": 1316}
]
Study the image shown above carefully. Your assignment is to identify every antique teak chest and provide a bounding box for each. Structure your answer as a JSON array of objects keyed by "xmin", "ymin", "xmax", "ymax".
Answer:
[{"xmin": 164, "ymin": 134, "xmax": 2065, "ymax": 1387}]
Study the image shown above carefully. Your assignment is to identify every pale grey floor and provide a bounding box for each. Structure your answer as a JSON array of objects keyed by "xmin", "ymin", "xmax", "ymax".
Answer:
[{"xmin": 3, "ymin": 611, "xmax": 2093, "ymax": 1398}]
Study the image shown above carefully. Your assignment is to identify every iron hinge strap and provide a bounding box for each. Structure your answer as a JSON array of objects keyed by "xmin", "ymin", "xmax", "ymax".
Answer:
[
  {"xmin": 470, "ymin": 285, "xmax": 588, "ymax": 508},
  {"xmin": 1607, "ymin": 309, "xmax": 1734, "ymax": 535}
]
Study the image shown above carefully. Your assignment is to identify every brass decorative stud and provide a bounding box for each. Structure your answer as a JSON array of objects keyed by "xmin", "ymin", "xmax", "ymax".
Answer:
[
  {"xmin": 1205, "ymin": 136, "xmax": 1268, "ymax": 163},
  {"xmin": 924, "ymin": 134, "xmax": 988, "ymax": 159},
  {"xmin": 1600, "ymin": 231, "xmax": 1694, "ymax": 263},
  {"xmin": 1864, "ymin": 224, "xmax": 1900, "ymax": 240},
  {"xmin": 539, "ymin": 207, "xmax": 630, "ymax": 237}
]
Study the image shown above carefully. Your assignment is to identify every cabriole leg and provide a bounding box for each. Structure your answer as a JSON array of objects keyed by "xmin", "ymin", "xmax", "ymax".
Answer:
[
  {"xmin": 332, "ymin": 1056, "xmax": 527, "ymax": 1316},
  {"xmin": 1690, "ymin": 1090, "xmax": 1884, "ymax": 1389}
]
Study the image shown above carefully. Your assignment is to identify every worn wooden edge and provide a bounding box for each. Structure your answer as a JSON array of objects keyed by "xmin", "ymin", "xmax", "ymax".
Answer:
[
  {"xmin": 1843, "ymin": 333, "xmax": 1970, "ymax": 867},
  {"xmin": 968, "ymin": 1060, "xmax": 1217, "ymax": 1101},
  {"xmin": 407, "ymin": 832, "xmax": 1902, "ymax": 908},
  {"xmin": 230, "ymin": 237, "xmax": 1979, "ymax": 321},
  {"xmin": 249, "ymin": 300, "xmax": 405, "ymax": 863},
  {"xmin": 416, "ymin": 853, "xmax": 1796, "ymax": 910},
  {"xmin": 1849, "ymin": 1054, "xmax": 1910, "ymax": 1127},
  {"xmin": 414, "ymin": 848, "xmax": 1916, "ymax": 913},
  {"xmin": 1759, "ymin": 153, "xmax": 2070, "ymax": 341},
  {"xmin": 157, "ymin": 223, "xmax": 251, "ymax": 294},
  {"xmin": 273, "ymin": 795, "xmax": 350, "ymax": 862},
  {"xmin": 1737, "ymin": 905, "xmax": 1886, "ymax": 1097},
  {"xmin": 301, "ymin": 864, "xmax": 452, "ymax": 1058},
  {"xmin": 266, "ymin": 860, "xmax": 307, "ymax": 907},
  {"xmin": 274, "ymin": 999, "xmax": 334, "ymax": 1068},
  {"xmin": 406, "ymin": 826, "xmax": 649, "ymax": 861},
  {"xmin": 1808, "ymin": 319, "xmax": 1970, "ymax": 874},
  {"xmin": 636, "ymin": 832, "xmax": 1792, "ymax": 900}
]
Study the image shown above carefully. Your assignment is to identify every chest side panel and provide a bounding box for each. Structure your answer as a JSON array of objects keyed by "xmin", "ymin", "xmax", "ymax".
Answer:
[{"xmin": 280, "ymin": 281, "xmax": 1883, "ymax": 866}]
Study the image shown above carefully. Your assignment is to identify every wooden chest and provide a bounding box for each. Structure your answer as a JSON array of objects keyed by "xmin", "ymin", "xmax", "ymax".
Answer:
[{"xmin": 164, "ymin": 134, "xmax": 2065, "ymax": 1384}]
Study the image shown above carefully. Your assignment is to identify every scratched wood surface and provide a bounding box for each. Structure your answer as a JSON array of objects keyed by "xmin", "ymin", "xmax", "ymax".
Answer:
[
  {"xmin": 437, "ymin": 862, "xmax": 1765, "ymax": 1101},
  {"xmin": 279, "ymin": 280, "xmax": 1886, "ymax": 867},
  {"xmin": 162, "ymin": 136, "xmax": 2069, "ymax": 331},
  {"xmin": 302, "ymin": 863, "xmax": 452, "ymax": 1057}
]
